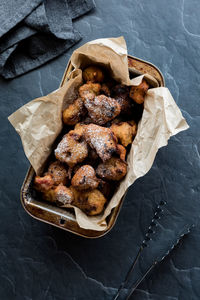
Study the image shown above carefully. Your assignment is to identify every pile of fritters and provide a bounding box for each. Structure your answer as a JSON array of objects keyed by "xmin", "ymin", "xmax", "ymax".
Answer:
[{"xmin": 34, "ymin": 65, "xmax": 149, "ymax": 216}]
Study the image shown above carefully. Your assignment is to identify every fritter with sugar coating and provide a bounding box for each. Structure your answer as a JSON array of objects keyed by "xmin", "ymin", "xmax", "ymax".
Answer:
[
  {"xmin": 84, "ymin": 124, "xmax": 117, "ymax": 162},
  {"xmin": 55, "ymin": 130, "xmax": 88, "ymax": 168},
  {"xmin": 63, "ymin": 98, "xmax": 86, "ymax": 126},
  {"xmin": 96, "ymin": 157, "xmax": 127, "ymax": 181},
  {"xmin": 129, "ymin": 79, "xmax": 149, "ymax": 104},
  {"xmin": 46, "ymin": 161, "xmax": 68, "ymax": 186},
  {"xmin": 79, "ymin": 82, "xmax": 101, "ymax": 99},
  {"xmin": 111, "ymin": 121, "xmax": 137, "ymax": 147},
  {"xmin": 54, "ymin": 185, "xmax": 74, "ymax": 207},
  {"xmin": 71, "ymin": 165, "xmax": 99, "ymax": 190},
  {"xmin": 111, "ymin": 84, "xmax": 132, "ymax": 115},
  {"xmin": 34, "ymin": 175, "xmax": 54, "ymax": 193},
  {"xmin": 83, "ymin": 66, "xmax": 104, "ymax": 83},
  {"xmin": 70, "ymin": 186, "xmax": 106, "ymax": 216},
  {"xmin": 84, "ymin": 95, "xmax": 121, "ymax": 125},
  {"xmin": 42, "ymin": 185, "xmax": 74, "ymax": 205}
]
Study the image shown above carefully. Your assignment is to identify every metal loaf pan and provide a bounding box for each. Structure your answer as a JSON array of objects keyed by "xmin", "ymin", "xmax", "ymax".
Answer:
[{"xmin": 21, "ymin": 55, "xmax": 164, "ymax": 238}]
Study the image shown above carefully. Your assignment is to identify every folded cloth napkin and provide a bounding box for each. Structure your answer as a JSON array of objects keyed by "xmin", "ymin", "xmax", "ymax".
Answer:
[{"xmin": 0, "ymin": 0, "xmax": 95, "ymax": 79}]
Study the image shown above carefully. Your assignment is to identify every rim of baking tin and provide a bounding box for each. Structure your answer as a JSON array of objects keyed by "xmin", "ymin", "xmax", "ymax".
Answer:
[{"xmin": 61, "ymin": 54, "xmax": 165, "ymax": 87}]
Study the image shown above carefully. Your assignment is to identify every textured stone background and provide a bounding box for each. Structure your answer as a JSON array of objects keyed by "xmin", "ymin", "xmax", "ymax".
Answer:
[{"xmin": 1, "ymin": 0, "xmax": 200, "ymax": 299}]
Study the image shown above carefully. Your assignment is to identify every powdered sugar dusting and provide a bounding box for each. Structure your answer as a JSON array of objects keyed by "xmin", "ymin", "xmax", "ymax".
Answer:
[
  {"xmin": 84, "ymin": 124, "xmax": 117, "ymax": 161},
  {"xmin": 72, "ymin": 165, "xmax": 99, "ymax": 190},
  {"xmin": 56, "ymin": 187, "xmax": 73, "ymax": 205},
  {"xmin": 55, "ymin": 132, "xmax": 88, "ymax": 167},
  {"xmin": 84, "ymin": 95, "xmax": 121, "ymax": 125}
]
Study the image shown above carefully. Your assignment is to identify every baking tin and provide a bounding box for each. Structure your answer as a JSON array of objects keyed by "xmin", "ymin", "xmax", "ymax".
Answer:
[{"xmin": 20, "ymin": 55, "xmax": 165, "ymax": 238}]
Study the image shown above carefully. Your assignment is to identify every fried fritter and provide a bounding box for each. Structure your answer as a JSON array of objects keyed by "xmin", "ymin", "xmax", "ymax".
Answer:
[
  {"xmin": 71, "ymin": 165, "xmax": 99, "ymax": 190},
  {"xmin": 83, "ymin": 66, "xmax": 104, "ymax": 83},
  {"xmin": 46, "ymin": 161, "xmax": 68, "ymax": 186},
  {"xmin": 54, "ymin": 185, "xmax": 74, "ymax": 207},
  {"xmin": 111, "ymin": 121, "xmax": 137, "ymax": 147},
  {"xmin": 70, "ymin": 186, "xmax": 106, "ymax": 216},
  {"xmin": 35, "ymin": 161, "xmax": 68, "ymax": 194},
  {"xmin": 96, "ymin": 157, "xmax": 127, "ymax": 181},
  {"xmin": 79, "ymin": 82, "xmax": 101, "ymax": 99},
  {"xmin": 63, "ymin": 98, "xmax": 86, "ymax": 125},
  {"xmin": 42, "ymin": 184, "xmax": 74, "ymax": 205},
  {"xmin": 129, "ymin": 79, "xmax": 149, "ymax": 104},
  {"xmin": 84, "ymin": 95, "xmax": 121, "ymax": 125},
  {"xmin": 55, "ymin": 130, "xmax": 88, "ymax": 168},
  {"xmin": 34, "ymin": 175, "xmax": 54, "ymax": 193},
  {"xmin": 84, "ymin": 124, "xmax": 117, "ymax": 162},
  {"xmin": 116, "ymin": 144, "xmax": 126, "ymax": 161},
  {"xmin": 111, "ymin": 84, "xmax": 132, "ymax": 115}
]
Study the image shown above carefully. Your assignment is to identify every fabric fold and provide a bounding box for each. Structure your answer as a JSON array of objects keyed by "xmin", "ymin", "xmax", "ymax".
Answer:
[{"xmin": 0, "ymin": 0, "xmax": 95, "ymax": 79}]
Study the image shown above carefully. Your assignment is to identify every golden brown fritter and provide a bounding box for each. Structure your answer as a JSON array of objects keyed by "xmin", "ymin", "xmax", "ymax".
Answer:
[
  {"xmin": 111, "ymin": 121, "xmax": 137, "ymax": 147},
  {"xmin": 35, "ymin": 161, "xmax": 68, "ymax": 195},
  {"xmin": 116, "ymin": 144, "xmax": 126, "ymax": 161},
  {"xmin": 46, "ymin": 161, "xmax": 68, "ymax": 186},
  {"xmin": 55, "ymin": 130, "xmax": 88, "ymax": 168},
  {"xmin": 96, "ymin": 157, "xmax": 127, "ymax": 181},
  {"xmin": 63, "ymin": 98, "xmax": 86, "ymax": 126},
  {"xmin": 83, "ymin": 66, "xmax": 104, "ymax": 83},
  {"xmin": 111, "ymin": 84, "xmax": 132, "ymax": 115},
  {"xmin": 79, "ymin": 82, "xmax": 101, "ymax": 99},
  {"xmin": 100, "ymin": 83, "xmax": 111, "ymax": 96},
  {"xmin": 71, "ymin": 165, "xmax": 99, "ymax": 190},
  {"xmin": 82, "ymin": 189, "xmax": 106, "ymax": 215},
  {"xmin": 84, "ymin": 124, "xmax": 117, "ymax": 162},
  {"xmin": 84, "ymin": 95, "xmax": 121, "ymax": 125},
  {"xmin": 70, "ymin": 186, "xmax": 106, "ymax": 216},
  {"xmin": 54, "ymin": 185, "xmax": 74, "ymax": 207},
  {"xmin": 42, "ymin": 185, "xmax": 74, "ymax": 205},
  {"xmin": 34, "ymin": 175, "xmax": 54, "ymax": 193},
  {"xmin": 129, "ymin": 79, "xmax": 149, "ymax": 104}
]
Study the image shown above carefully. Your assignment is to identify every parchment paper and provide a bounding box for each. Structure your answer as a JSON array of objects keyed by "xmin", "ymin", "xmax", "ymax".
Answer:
[{"xmin": 8, "ymin": 37, "xmax": 189, "ymax": 231}]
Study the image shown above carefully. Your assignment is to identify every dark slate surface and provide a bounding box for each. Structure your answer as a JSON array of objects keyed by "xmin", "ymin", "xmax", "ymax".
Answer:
[{"xmin": 1, "ymin": 0, "xmax": 200, "ymax": 299}]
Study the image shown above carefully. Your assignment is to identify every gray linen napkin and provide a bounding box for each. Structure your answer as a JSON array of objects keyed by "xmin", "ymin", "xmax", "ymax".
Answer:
[{"xmin": 0, "ymin": 0, "xmax": 95, "ymax": 79}]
